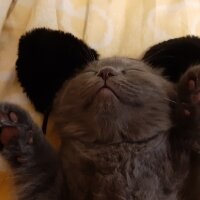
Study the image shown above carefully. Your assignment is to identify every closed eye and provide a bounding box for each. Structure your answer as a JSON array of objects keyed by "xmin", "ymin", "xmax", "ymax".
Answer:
[
  {"xmin": 122, "ymin": 68, "xmax": 145, "ymax": 74},
  {"xmin": 82, "ymin": 70, "xmax": 97, "ymax": 75}
]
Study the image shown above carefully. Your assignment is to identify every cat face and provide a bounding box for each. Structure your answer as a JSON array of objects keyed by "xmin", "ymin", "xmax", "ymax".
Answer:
[{"xmin": 52, "ymin": 57, "xmax": 174, "ymax": 143}]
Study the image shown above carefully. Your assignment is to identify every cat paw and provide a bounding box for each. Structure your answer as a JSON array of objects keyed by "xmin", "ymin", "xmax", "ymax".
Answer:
[
  {"xmin": 0, "ymin": 103, "xmax": 42, "ymax": 165},
  {"xmin": 178, "ymin": 65, "xmax": 200, "ymax": 117}
]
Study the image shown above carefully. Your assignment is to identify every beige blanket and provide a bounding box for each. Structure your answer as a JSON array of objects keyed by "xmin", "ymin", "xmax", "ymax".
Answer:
[{"xmin": 0, "ymin": 0, "xmax": 200, "ymax": 199}]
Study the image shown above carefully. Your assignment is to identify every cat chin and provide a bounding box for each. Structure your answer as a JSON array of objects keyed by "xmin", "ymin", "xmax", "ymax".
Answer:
[
  {"xmin": 89, "ymin": 89, "xmax": 120, "ymax": 113},
  {"xmin": 94, "ymin": 89, "xmax": 119, "ymax": 104},
  {"xmin": 96, "ymin": 87, "xmax": 116, "ymax": 98}
]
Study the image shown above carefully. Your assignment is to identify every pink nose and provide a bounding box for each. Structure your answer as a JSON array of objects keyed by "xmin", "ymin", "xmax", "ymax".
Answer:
[{"xmin": 97, "ymin": 67, "xmax": 118, "ymax": 80}]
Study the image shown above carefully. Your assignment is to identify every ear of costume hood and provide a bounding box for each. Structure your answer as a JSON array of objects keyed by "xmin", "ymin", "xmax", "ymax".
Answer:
[
  {"xmin": 16, "ymin": 28, "xmax": 99, "ymax": 113},
  {"xmin": 143, "ymin": 36, "xmax": 200, "ymax": 82}
]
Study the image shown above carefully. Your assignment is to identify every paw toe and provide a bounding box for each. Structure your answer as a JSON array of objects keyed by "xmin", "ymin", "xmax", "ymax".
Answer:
[
  {"xmin": 188, "ymin": 79, "xmax": 196, "ymax": 91},
  {"xmin": 9, "ymin": 112, "xmax": 18, "ymax": 123}
]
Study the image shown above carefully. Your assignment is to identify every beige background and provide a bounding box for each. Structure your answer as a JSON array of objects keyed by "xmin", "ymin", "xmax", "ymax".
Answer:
[{"xmin": 0, "ymin": 0, "xmax": 200, "ymax": 199}]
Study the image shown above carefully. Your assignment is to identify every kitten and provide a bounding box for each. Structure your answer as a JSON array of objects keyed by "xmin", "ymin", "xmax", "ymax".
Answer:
[{"xmin": 0, "ymin": 57, "xmax": 200, "ymax": 200}]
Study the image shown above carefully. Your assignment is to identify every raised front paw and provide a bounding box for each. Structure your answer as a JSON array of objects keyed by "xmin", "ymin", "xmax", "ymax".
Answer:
[
  {"xmin": 178, "ymin": 65, "xmax": 200, "ymax": 118},
  {"xmin": 0, "ymin": 103, "xmax": 43, "ymax": 166},
  {"xmin": 177, "ymin": 66, "xmax": 200, "ymax": 152}
]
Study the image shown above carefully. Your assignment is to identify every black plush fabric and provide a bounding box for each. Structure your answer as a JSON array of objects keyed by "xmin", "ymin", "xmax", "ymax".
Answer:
[
  {"xmin": 16, "ymin": 28, "xmax": 99, "ymax": 113},
  {"xmin": 143, "ymin": 36, "xmax": 200, "ymax": 82}
]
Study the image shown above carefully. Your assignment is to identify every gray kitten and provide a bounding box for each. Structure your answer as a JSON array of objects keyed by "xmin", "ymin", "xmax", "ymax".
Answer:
[{"xmin": 0, "ymin": 57, "xmax": 200, "ymax": 200}]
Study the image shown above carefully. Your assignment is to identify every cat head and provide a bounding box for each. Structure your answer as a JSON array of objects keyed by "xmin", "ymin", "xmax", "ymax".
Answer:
[{"xmin": 52, "ymin": 57, "xmax": 173, "ymax": 143}]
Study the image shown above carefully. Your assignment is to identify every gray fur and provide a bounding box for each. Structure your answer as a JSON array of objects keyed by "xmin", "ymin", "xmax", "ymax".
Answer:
[{"xmin": 1, "ymin": 57, "xmax": 200, "ymax": 200}]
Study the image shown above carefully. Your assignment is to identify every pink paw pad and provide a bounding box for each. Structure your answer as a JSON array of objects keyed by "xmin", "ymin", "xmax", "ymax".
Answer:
[
  {"xmin": 0, "ymin": 112, "xmax": 19, "ymax": 145},
  {"xmin": 187, "ymin": 79, "xmax": 200, "ymax": 104},
  {"xmin": 182, "ymin": 78, "xmax": 200, "ymax": 117}
]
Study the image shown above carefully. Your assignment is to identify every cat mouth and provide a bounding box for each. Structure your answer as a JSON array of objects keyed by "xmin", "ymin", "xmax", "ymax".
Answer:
[
  {"xmin": 96, "ymin": 85, "xmax": 119, "ymax": 99},
  {"xmin": 84, "ymin": 84, "xmax": 120, "ymax": 108}
]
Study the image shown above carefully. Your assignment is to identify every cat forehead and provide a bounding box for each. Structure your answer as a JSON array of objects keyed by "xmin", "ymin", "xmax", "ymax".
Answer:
[{"xmin": 85, "ymin": 57, "xmax": 151, "ymax": 71}]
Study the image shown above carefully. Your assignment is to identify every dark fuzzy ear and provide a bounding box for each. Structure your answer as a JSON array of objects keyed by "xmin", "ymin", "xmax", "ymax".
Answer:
[
  {"xmin": 16, "ymin": 28, "xmax": 99, "ymax": 114},
  {"xmin": 142, "ymin": 36, "xmax": 200, "ymax": 82}
]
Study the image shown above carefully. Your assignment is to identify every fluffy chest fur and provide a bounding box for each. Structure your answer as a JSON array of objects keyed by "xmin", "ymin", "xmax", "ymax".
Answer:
[{"xmin": 61, "ymin": 137, "xmax": 188, "ymax": 200}]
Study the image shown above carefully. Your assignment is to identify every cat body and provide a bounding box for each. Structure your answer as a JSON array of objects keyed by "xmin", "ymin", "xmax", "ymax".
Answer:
[{"xmin": 0, "ymin": 57, "xmax": 199, "ymax": 200}]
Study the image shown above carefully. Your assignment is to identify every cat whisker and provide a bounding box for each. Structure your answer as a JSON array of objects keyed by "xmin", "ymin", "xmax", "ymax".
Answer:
[{"xmin": 163, "ymin": 97, "xmax": 177, "ymax": 104}]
